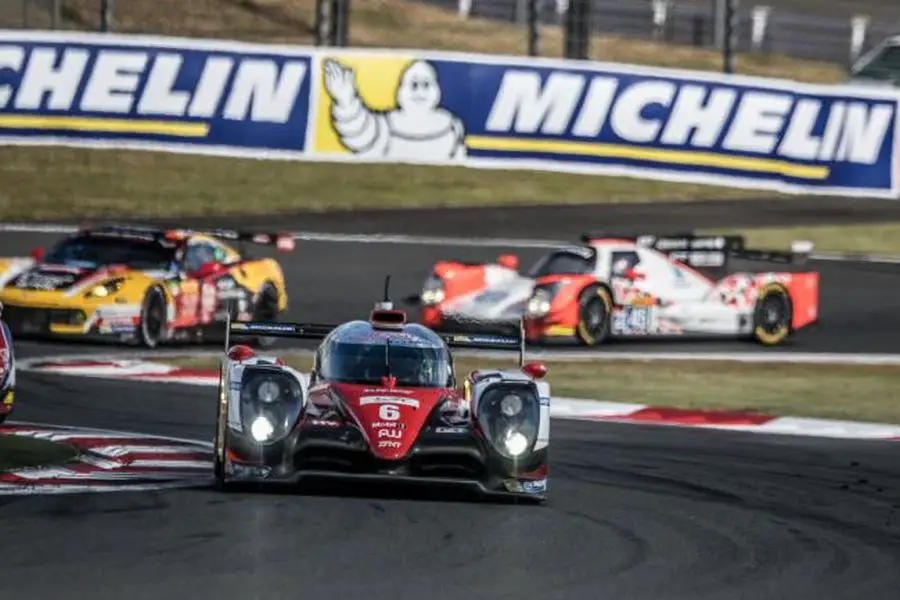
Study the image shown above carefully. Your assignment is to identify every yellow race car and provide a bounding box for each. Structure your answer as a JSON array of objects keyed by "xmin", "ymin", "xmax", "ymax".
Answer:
[{"xmin": 0, "ymin": 225, "xmax": 295, "ymax": 348}]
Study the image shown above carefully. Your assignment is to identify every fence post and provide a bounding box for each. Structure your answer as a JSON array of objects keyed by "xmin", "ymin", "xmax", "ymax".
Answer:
[
  {"xmin": 527, "ymin": 0, "xmax": 540, "ymax": 56},
  {"xmin": 101, "ymin": 0, "xmax": 114, "ymax": 32},
  {"xmin": 51, "ymin": 0, "xmax": 61, "ymax": 29},
  {"xmin": 849, "ymin": 15, "xmax": 869, "ymax": 66},
  {"xmin": 750, "ymin": 5, "xmax": 769, "ymax": 53},
  {"xmin": 652, "ymin": 0, "xmax": 669, "ymax": 42},
  {"xmin": 564, "ymin": 0, "xmax": 590, "ymax": 59},
  {"xmin": 334, "ymin": 0, "xmax": 350, "ymax": 47},
  {"xmin": 722, "ymin": 0, "xmax": 739, "ymax": 74},
  {"xmin": 458, "ymin": 0, "xmax": 472, "ymax": 18}
]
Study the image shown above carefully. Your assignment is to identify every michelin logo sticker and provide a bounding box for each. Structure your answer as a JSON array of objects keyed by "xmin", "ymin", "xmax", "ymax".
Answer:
[{"xmin": 315, "ymin": 55, "xmax": 466, "ymax": 160}]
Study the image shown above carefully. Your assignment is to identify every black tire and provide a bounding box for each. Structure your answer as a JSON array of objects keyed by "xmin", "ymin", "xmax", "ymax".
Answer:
[
  {"xmin": 752, "ymin": 283, "xmax": 793, "ymax": 346},
  {"xmin": 575, "ymin": 285, "xmax": 613, "ymax": 346},
  {"xmin": 252, "ymin": 283, "xmax": 279, "ymax": 348},
  {"xmin": 138, "ymin": 286, "xmax": 167, "ymax": 348}
]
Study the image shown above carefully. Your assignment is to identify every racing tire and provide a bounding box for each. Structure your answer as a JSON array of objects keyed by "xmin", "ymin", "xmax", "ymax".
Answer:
[
  {"xmin": 138, "ymin": 286, "xmax": 167, "ymax": 349},
  {"xmin": 751, "ymin": 283, "xmax": 793, "ymax": 346},
  {"xmin": 575, "ymin": 285, "xmax": 613, "ymax": 346},
  {"xmin": 251, "ymin": 283, "xmax": 280, "ymax": 348}
]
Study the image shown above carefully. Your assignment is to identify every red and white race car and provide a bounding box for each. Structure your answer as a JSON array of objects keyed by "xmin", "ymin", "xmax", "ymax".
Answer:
[
  {"xmin": 412, "ymin": 232, "xmax": 819, "ymax": 346},
  {"xmin": 0, "ymin": 301, "xmax": 15, "ymax": 423}
]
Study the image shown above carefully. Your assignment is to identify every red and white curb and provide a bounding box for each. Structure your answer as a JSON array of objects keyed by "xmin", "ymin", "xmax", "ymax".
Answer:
[
  {"xmin": 23, "ymin": 358, "xmax": 900, "ymax": 442},
  {"xmin": 0, "ymin": 422, "xmax": 213, "ymax": 495}
]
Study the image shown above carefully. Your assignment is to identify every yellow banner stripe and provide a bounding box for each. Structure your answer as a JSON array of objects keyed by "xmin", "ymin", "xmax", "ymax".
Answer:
[
  {"xmin": 0, "ymin": 115, "xmax": 209, "ymax": 137},
  {"xmin": 466, "ymin": 135, "xmax": 829, "ymax": 180}
]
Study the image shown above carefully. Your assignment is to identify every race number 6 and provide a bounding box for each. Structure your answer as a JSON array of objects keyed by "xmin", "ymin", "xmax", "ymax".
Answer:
[{"xmin": 379, "ymin": 404, "xmax": 399, "ymax": 421}]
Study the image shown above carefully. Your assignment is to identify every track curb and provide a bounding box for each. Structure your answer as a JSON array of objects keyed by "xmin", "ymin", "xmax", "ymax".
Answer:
[
  {"xmin": 21, "ymin": 356, "xmax": 900, "ymax": 443},
  {"xmin": 0, "ymin": 421, "xmax": 212, "ymax": 495}
]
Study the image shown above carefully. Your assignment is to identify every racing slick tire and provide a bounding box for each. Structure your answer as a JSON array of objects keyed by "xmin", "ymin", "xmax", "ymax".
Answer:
[
  {"xmin": 251, "ymin": 283, "xmax": 280, "ymax": 348},
  {"xmin": 575, "ymin": 285, "xmax": 613, "ymax": 346},
  {"xmin": 751, "ymin": 283, "xmax": 793, "ymax": 346},
  {"xmin": 137, "ymin": 286, "xmax": 167, "ymax": 348}
]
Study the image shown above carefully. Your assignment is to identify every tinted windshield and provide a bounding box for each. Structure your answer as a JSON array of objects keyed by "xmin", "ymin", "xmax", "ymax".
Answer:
[
  {"xmin": 527, "ymin": 249, "xmax": 595, "ymax": 277},
  {"xmin": 318, "ymin": 340, "xmax": 451, "ymax": 388},
  {"xmin": 43, "ymin": 236, "xmax": 175, "ymax": 270}
]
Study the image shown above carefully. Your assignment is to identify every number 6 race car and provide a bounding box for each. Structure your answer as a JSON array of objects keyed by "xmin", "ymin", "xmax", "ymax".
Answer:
[
  {"xmin": 213, "ymin": 281, "xmax": 550, "ymax": 502},
  {"xmin": 411, "ymin": 232, "xmax": 819, "ymax": 347},
  {"xmin": 0, "ymin": 225, "xmax": 294, "ymax": 347}
]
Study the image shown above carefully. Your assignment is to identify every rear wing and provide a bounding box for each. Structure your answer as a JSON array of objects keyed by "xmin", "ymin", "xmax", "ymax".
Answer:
[
  {"xmin": 227, "ymin": 319, "xmax": 529, "ymax": 366},
  {"xmin": 81, "ymin": 225, "xmax": 296, "ymax": 252},
  {"xmin": 442, "ymin": 319, "xmax": 527, "ymax": 366},
  {"xmin": 580, "ymin": 231, "xmax": 813, "ymax": 271},
  {"xmin": 228, "ymin": 321, "xmax": 338, "ymax": 341}
]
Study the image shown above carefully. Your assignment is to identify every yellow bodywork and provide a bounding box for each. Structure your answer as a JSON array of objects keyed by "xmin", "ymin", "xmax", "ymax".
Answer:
[{"xmin": 0, "ymin": 233, "xmax": 289, "ymax": 339}]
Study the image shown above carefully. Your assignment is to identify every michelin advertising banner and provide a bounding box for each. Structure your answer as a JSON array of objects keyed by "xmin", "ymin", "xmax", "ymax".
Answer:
[{"xmin": 1, "ymin": 30, "xmax": 899, "ymax": 197}]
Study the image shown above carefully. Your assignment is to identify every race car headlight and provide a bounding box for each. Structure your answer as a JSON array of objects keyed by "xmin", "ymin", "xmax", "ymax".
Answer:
[
  {"xmin": 239, "ymin": 367, "xmax": 305, "ymax": 444},
  {"xmin": 420, "ymin": 273, "xmax": 445, "ymax": 306},
  {"xmin": 476, "ymin": 382, "xmax": 539, "ymax": 460},
  {"xmin": 526, "ymin": 283, "xmax": 561, "ymax": 317},
  {"xmin": 85, "ymin": 278, "xmax": 125, "ymax": 298}
]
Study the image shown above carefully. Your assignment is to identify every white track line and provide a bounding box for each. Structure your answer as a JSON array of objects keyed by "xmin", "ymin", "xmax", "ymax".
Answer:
[{"xmin": 2, "ymin": 222, "xmax": 900, "ymax": 263}]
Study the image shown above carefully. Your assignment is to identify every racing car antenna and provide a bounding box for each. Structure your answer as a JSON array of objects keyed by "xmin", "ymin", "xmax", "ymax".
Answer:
[{"xmin": 376, "ymin": 275, "xmax": 394, "ymax": 311}]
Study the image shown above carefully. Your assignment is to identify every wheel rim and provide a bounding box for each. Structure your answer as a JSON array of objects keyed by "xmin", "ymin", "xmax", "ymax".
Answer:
[
  {"xmin": 758, "ymin": 294, "xmax": 788, "ymax": 334},
  {"xmin": 582, "ymin": 297, "xmax": 607, "ymax": 337},
  {"xmin": 144, "ymin": 295, "xmax": 164, "ymax": 342}
]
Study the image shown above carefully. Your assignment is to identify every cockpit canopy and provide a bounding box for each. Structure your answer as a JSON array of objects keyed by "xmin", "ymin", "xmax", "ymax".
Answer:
[{"xmin": 314, "ymin": 321, "xmax": 453, "ymax": 388}]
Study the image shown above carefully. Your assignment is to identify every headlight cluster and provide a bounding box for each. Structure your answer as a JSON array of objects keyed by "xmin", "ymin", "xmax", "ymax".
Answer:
[
  {"xmin": 420, "ymin": 273, "xmax": 445, "ymax": 305},
  {"xmin": 477, "ymin": 383, "xmax": 539, "ymax": 459},
  {"xmin": 84, "ymin": 278, "xmax": 125, "ymax": 299},
  {"xmin": 239, "ymin": 367, "xmax": 305, "ymax": 443},
  {"xmin": 526, "ymin": 283, "xmax": 561, "ymax": 317}
]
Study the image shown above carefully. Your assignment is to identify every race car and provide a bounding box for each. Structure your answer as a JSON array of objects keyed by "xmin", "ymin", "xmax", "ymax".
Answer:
[
  {"xmin": 0, "ymin": 225, "xmax": 294, "ymax": 347},
  {"xmin": 411, "ymin": 232, "xmax": 819, "ymax": 346},
  {"xmin": 0, "ymin": 302, "xmax": 15, "ymax": 424},
  {"xmin": 213, "ymin": 287, "xmax": 550, "ymax": 502}
]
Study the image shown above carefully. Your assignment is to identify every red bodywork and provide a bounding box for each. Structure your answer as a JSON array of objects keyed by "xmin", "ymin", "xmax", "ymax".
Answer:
[{"xmin": 309, "ymin": 380, "xmax": 459, "ymax": 461}]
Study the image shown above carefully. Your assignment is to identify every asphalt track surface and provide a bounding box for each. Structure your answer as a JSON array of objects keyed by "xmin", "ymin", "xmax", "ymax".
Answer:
[{"xmin": 3, "ymin": 202, "xmax": 900, "ymax": 599}]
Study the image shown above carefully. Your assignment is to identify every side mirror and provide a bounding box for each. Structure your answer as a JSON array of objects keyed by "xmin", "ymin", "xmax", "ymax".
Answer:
[
  {"xmin": 496, "ymin": 254, "xmax": 519, "ymax": 270},
  {"xmin": 29, "ymin": 247, "xmax": 45, "ymax": 262},
  {"xmin": 193, "ymin": 261, "xmax": 224, "ymax": 279}
]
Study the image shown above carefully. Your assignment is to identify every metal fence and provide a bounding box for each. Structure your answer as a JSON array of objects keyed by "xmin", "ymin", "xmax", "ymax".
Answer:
[
  {"xmin": 444, "ymin": 0, "xmax": 900, "ymax": 66},
  {"xmin": 1, "ymin": 0, "xmax": 897, "ymax": 68}
]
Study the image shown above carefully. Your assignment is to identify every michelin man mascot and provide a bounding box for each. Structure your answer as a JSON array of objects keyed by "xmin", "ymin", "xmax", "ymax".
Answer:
[{"xmin": 323, "ymin": 58, "xmax": 466, "ymax": 160}]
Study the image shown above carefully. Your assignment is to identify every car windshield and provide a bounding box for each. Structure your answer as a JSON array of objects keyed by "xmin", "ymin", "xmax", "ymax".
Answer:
[
  {"xmin": 852, "ymin": 45, "xmax": 900, "ymax": 84},
  {"xmin": 527, "ymin": 249, "xmax": 595, "ymax": 277},
  {"xmin": 43, "ymin": 236, "xmax": 175, "ymax": 270},
  {"xmin": 318, "ymin": 339, "xmax": 451, "ymax": 388}
]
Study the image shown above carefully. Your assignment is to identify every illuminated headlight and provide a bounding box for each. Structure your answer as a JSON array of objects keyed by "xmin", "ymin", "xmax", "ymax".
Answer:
[
  {"xmin": 420, "ymin": 274, "xmax": 445, "ymax": 306},
  {"xmin": 85, "ymin": 279, "xmax": 124, "ymax": 299},
  {"xmin": 503, "ymin": 430, "xmax": 528, "ymax": 456},
  {"xmin": 526, "ymin": 290, "xmax": 552, "ymax": 317},
  {"xmin": 477, "ymin": 383, "xmax": 539, "ymax": 460},
  {"xmin": 239, "ymin": 367, "xmax": 305, "ymax": 444},
  {"xmin": 250, "ymin": 416, "xmax": 275, "ymax": 441}
]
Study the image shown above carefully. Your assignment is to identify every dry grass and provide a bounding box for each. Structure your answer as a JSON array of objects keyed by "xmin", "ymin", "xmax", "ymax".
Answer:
[
  {"xmin": 3, "ymin": 0, "xmax": 854, "ymax": 220},
  {"xmin": 714, "ymin": 223, "xmax": 900, "ymax": 256},
  {"xmin": 161, "ymin": 355, "xmax": 900, "ymax": 425}
]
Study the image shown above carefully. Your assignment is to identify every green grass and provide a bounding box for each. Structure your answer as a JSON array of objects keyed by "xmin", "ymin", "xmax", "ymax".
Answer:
[
  {"xmin": 1, "ymin": 0, "xmax": 856, "ymax": 221},
  {"xmin": 0, "ymin": 434, "xmax": 78, "ymax": 471},
  {"xmin": 161, "ymin": 355, "xmax": 900, "ymax": 425},
  {"xmin": 714, "ymin": 223, "xmax": 900, "ymax": 256},
  {"xmin": 0, "ymin": 148, "xmax": 761, "ymax": 221}
]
